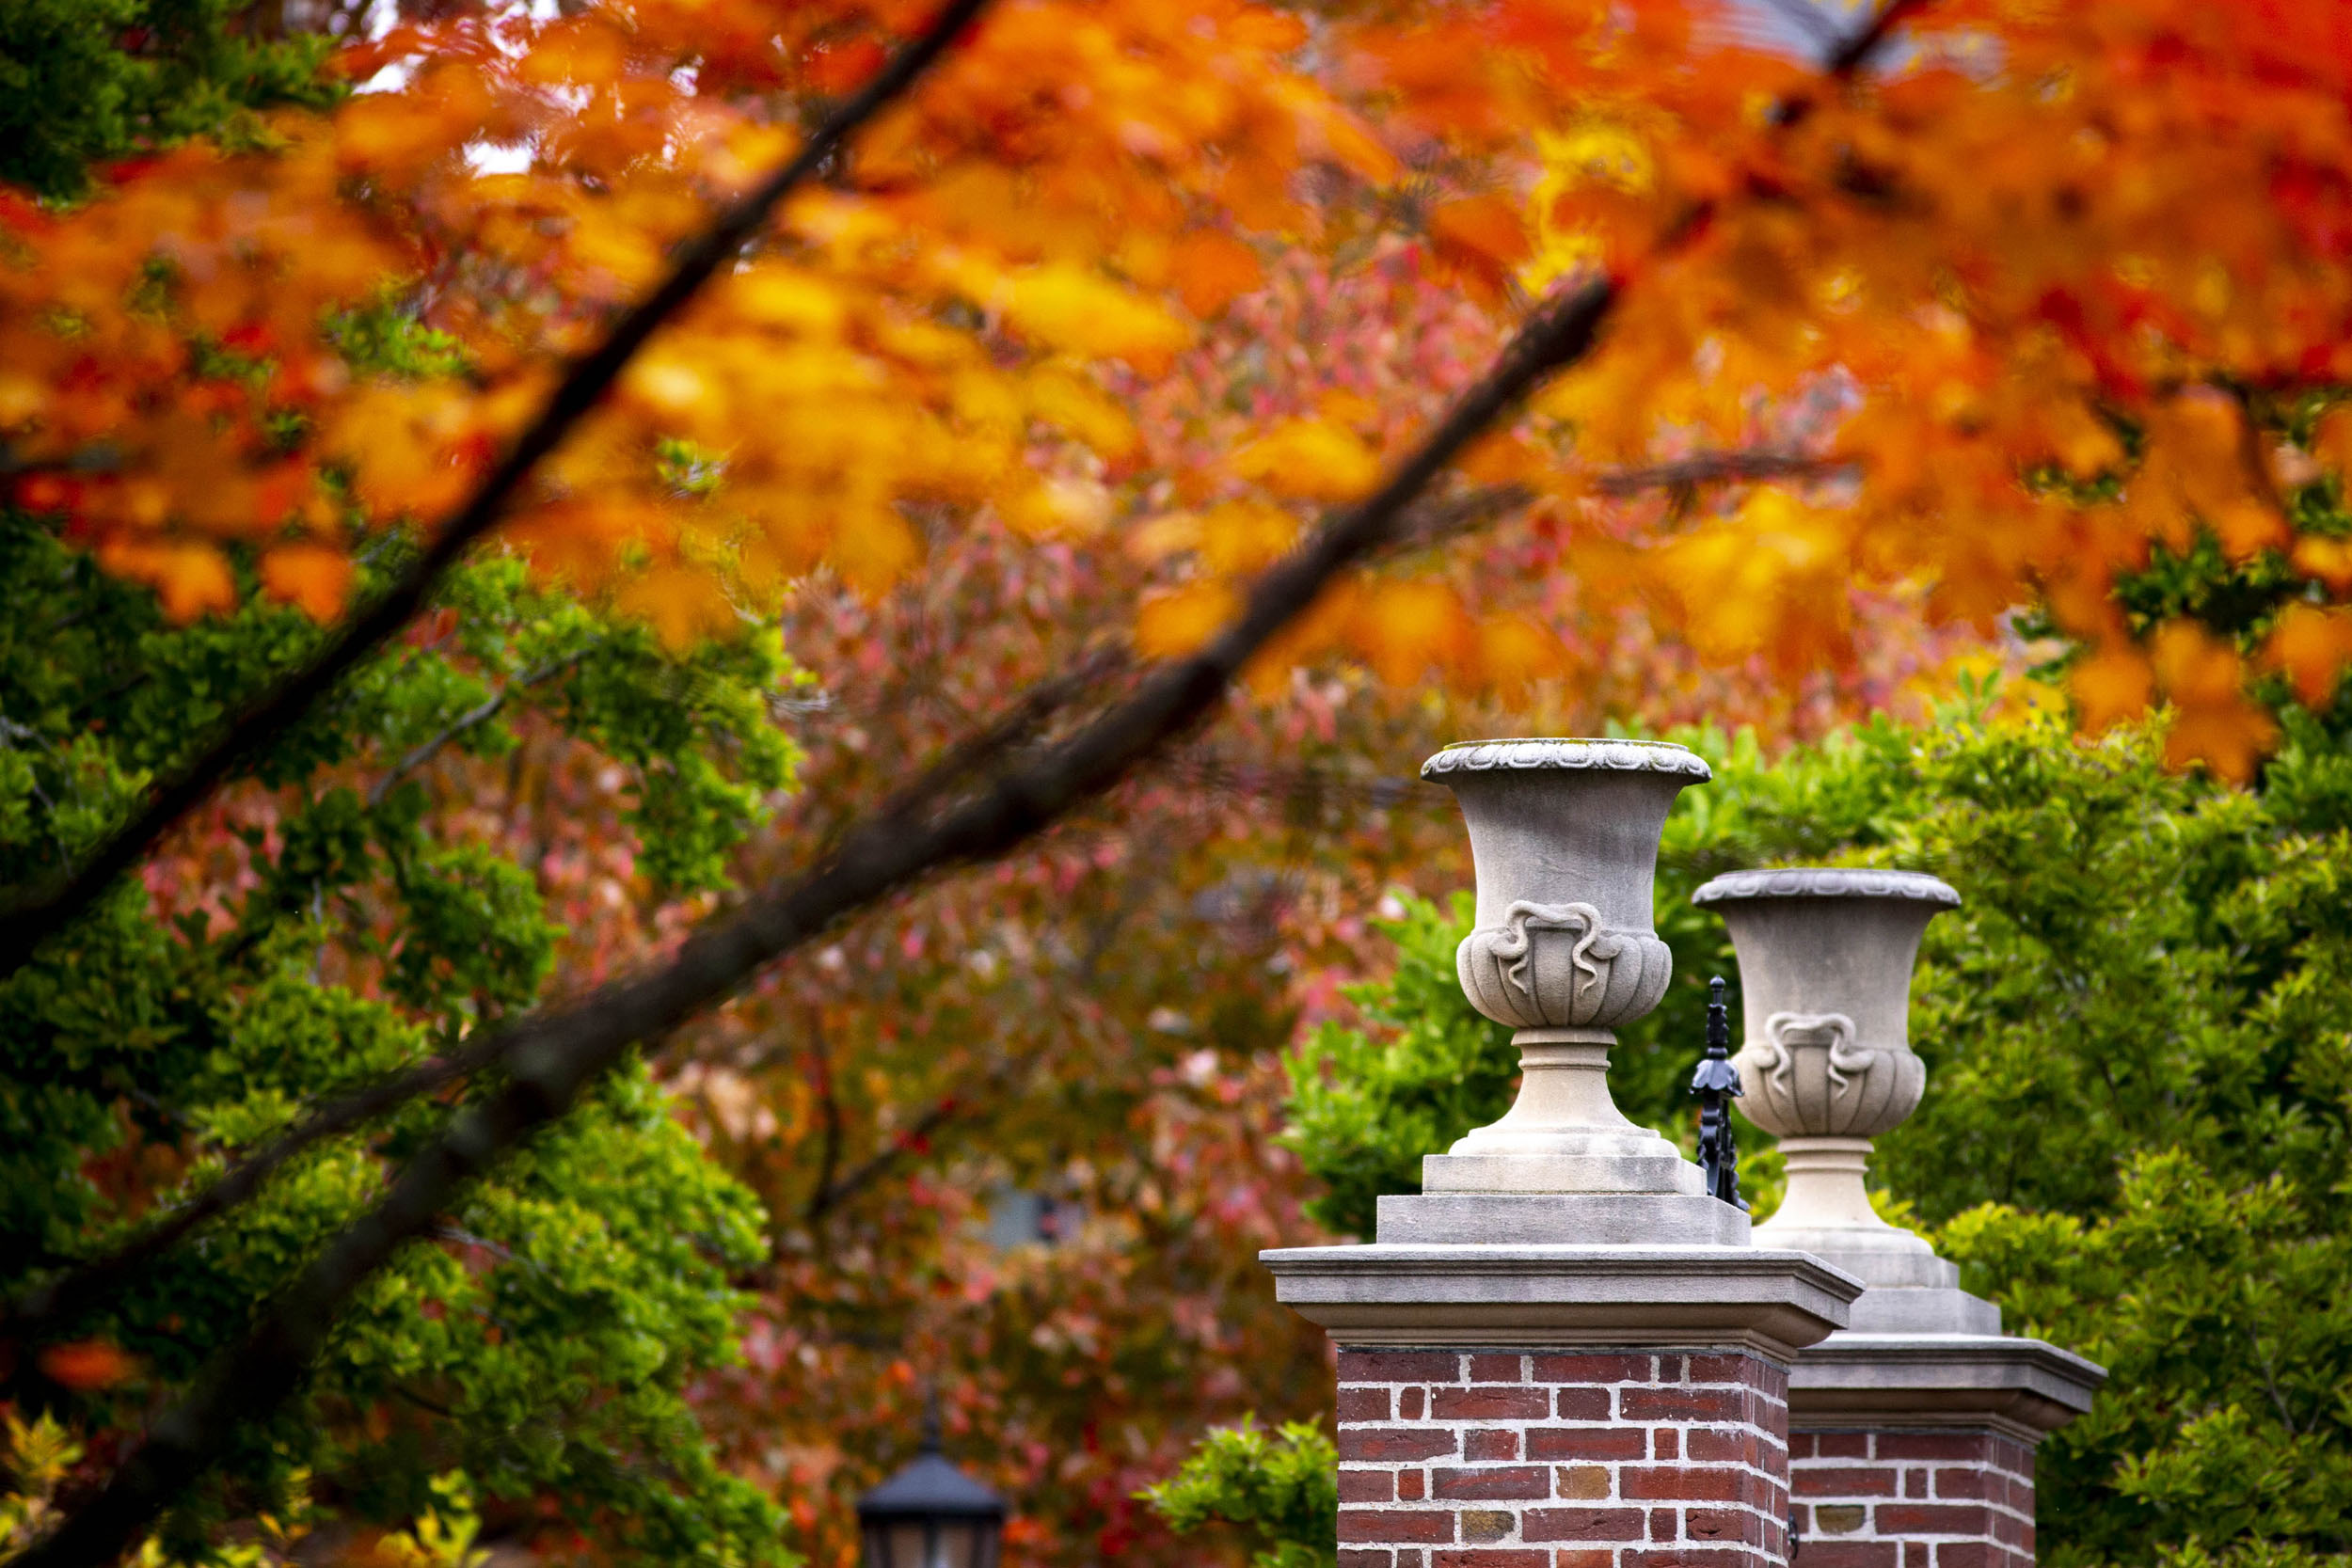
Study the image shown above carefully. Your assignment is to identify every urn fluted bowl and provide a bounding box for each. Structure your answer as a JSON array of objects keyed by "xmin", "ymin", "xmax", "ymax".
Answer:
[
  {"xmin": 1689, "ymin": 867, "xmax": 1959, "ymax": 1139},
  {"xmin": 1423, "ymin": 737, "xmax": 1710, "ymax": 1036}
]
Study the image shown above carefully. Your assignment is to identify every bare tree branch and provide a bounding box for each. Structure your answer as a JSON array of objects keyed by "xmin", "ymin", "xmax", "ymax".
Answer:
[
  {"xmin": 0, "ymin": 0, "xmax": 998, "ymax": 985},
  {"xmin": 365, "ymin": 650, "xmax": 587, "ymax": 809},
  {"xmin": 9, "ymin": 270, "xmax": 1622, "ymax": 1568},
  {"xmin": 1592, "ymin": 450, "xmax": 1845, "ymax": 496}
]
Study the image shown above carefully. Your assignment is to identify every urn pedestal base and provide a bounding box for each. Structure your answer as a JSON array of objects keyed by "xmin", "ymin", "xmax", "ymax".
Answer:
[{"xmin": 1423, "ymin": 1028, "xmax": 1705, "ymax": 1200}]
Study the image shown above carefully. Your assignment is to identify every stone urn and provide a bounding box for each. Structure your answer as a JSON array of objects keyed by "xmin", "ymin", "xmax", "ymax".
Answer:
[
  {"xmin": 1415, "ymin": 738, "xmax": 1709, "ymax": 1200},
  {"xmin": 1692, "ymin": 866, "xmax": 1996, "ymax": 1330}
]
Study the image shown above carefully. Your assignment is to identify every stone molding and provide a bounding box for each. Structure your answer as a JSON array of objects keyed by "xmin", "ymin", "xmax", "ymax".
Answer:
[
  {"xmin": 1692, "ymin": 867, "xmax": 1961, "ymax": 907},
  {"xmin": 1789, "ymin": 1334, "xmax": 2107, "ymax": 1446},
  {"xmin": 1261, "ymin": 1243, "xmax": 1862, "ymax": 1362},
  {"xmin": 1422, "ymin": 737, "xmax": 1714, "ymax": 782}
]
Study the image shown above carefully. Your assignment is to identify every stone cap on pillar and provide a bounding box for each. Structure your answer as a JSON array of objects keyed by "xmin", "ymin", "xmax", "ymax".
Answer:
[
  {"xmin": 1789, "ymin": 1333, "xmax": 2107, "ymax": 1443},
  {"xmin": 1260, "ymin": 1243, "xmax": 1864, "ymax": 1362}
]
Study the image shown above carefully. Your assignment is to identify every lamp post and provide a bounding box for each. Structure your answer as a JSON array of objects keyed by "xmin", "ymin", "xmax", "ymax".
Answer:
[{"xmin": 855, "ymin": 1403, "xmax": 1006, "ymax": 1568}]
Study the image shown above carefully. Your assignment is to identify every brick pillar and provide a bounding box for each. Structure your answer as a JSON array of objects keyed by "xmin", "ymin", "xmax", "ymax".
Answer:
[
  {"xmin": 1787, "ymin": 1334, "xmax": 2102, "ymax": 1568},
  {"xmin": 1789, "ymin": 1428, "xmax": 2035, "ymax": 1568},
  {"xmin": 1263, "ymin": 1241, "xmax": 1861, "ymax": 1568},
  {"xmin": 1335, "ymin": 1348, "xmax": 1792, "ymax": 1568}
]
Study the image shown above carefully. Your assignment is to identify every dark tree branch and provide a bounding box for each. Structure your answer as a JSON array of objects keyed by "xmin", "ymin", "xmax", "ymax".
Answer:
[
  {"xmin": 9, "ymin": 270, "xmax": 1622, "ymax": 1568},
  {"xmin": 0, "ymin": 0, "xmax": 998, "ymax": 986},
  {"xmin": 1829, "ymin": 0, "xmax": 1925, "ymax": 74}
]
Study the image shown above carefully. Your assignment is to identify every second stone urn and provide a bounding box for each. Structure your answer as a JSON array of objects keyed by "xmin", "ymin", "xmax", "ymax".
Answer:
[
  {"xmin": 1692, "ymin": 866, "xmax": 1997, "ymax": 1331},
  {"xmin": 1407, "ymin": 738, "xmax": 1712, "ymax": 1216}
]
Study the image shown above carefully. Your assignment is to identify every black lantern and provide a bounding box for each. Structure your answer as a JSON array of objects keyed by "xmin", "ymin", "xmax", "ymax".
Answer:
[{"xmin": 856, "ymin": 1403, "xmax": 1006, "ymax": 1568}]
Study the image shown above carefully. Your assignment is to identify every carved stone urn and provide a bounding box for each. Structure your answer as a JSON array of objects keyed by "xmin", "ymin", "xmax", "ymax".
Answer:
[
  {"xmin": 1692, "ymin": 866, "xmax": 1997, "ymax": 1330},
  {"xmin": 1414, "ymin": 738, "xmax": 1709, "ymax": 1204}
]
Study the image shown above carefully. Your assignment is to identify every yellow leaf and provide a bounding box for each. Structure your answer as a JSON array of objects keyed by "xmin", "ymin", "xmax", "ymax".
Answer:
[
  {"xmin": 1199, "ymin": 500, "xmax": 1299, "ymax": 573},
  {"xmin": 987, "ymin": 262, "xmax": 1194, "ymax": 375},
  {"xmin": 1231, "ymin": 419, "xmax": 1382, "ymax": 502},
  {"xmin": 1136, "ymin": 580, "xmax": 1240, "ymax": 659}
]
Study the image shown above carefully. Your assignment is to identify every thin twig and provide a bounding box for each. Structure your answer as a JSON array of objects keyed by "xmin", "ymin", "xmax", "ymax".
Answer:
[
  {"xmin": 0, "ymin": 0, "xmax": 998, "ymax": 985},
  {"xmin": 365, "ymin": 649, "xmax": 587, "ymax": 809}
]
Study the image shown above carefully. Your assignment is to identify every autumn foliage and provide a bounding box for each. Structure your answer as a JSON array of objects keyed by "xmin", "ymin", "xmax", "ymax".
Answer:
[{"xmin": 11, "ymin": 0, "xmax": 2352, "ymax": 1566}]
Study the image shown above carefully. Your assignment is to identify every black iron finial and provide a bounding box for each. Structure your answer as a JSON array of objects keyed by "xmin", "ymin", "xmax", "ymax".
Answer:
[{"xmin": 1689, "ymin": 975, "xmax": 1748, "ymax": 1211}]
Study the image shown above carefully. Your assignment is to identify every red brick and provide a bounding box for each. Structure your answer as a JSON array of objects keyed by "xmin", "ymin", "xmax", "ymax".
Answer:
[
  {"xmin": 1685, "ymin": 1353, "xmax": 1755, "ymax": 1384},
  {"xmin": 1400, "ymin": 1388, "xmax": 1426, "ymax": 1420},
  {"xmin": 1618, "ymin": 1386, "xmax": 1743, "ymax": 1423},
  {"xmin": 1876, "ymin": 1433, "xmax": 1992, "ymax": 1463},
  {"xmin": 1622, "ymin": 1548, "xmax": 1759, "ymax": 1568},
  {"xmin": 1905, "ymin": 1544, "xmax": 1931, "ymax": 1568},
  {"xmin": 1341, "ymin": 1509, "xmax": 1454, "ymax": 1544},
  {"xmin": 1342, "ymin": 1470, "xmax": 1396, "ymax": 1504},
  {"xmin": 1932, "ymin": 1546, "xmax": 1996, "ymax": 1568},
  {"xmin": 1647, "ymin": 1508, "xmax": 1675, "ymax": 1542},
  {"xmin": 1433, "ymin": 1466, "xmax": 1550, "ymax": 1501},
  {"xmin": 1519, "ymin": 1508, "xmax": 1646, "ymax": 1543},
  {"xmin": 1797, "ymin": 1465, "xmax": 1900, "ymax": 1497},
  {"xmin": 1343, "ymin": 1428, "xmax": 1458, "ymax": 1463},
  {"xmin": 1465, "ymin": 1430, "xmax": 1519, "ymax": 1462},
  {"xmin": 1654, "ymin": 1354, "xmax": 1685, "ymax": 1383},
  {"xmin": 1687, "ymin": 1429, "xmax": 1759, "ymax": 1465},
  {"xmin": 1881, "ymin": 1504, "xmax": 1993, "ymax": 1535},
  {"xmin": 1432, "ymin": 1387, "xmax": 1550, "ymax": 1421},
  {"xmin": 1469, "ymin": 1354, "xmax": 1527, "ymax": 1383},
  {"xmin": 1803, "ymin": 1431, "xmax": 1871, "ymax": 1458},
  {"xmin": 1340, "ymin": 1386, "xmax": 1394, "ymax": 1422},
  {"xmin": 1795, "ymin": 1544, "xmax": 1901, "ymax": 1568},
  {"xmin": 1652, "ymin": 1428, "xmax": 1678, "ymax": 1460},
  {"xmin": 1933, "ymin": 1466, "xmax": 1994, "ymax": 1500},
  {"xmin": 1400, "ymin": 1471, "xmax": 1427, "ymax": 1501},
  {"xmin": 1554, "ymin": 1551, "xmax": 1614, "ymax": 1568},
  {"xmin": 1620, "ymin": 1465, "xmax": 1743, "ymax": 1503},
  {"xmin": 1993, "ymin": 1511, "xmax": 2028, "ymax": 1547},
  {"xmin": 1340, "ymin": 1552, "xmax": 1393, "ymax": 1568},
  {"xmin": 1904, "ymin": 1470, "xmax": 1930, "ymax": 1498},
  {"xmin": 1431, "ymin": 1552, "xmax": 1549, "ymax": 1568},
  {"xmin": 1684, "ymin": 1506, "xmax": 1765, "ymax": 1545},
  {"xmin": 1527, "ymin": 1427, "xmax": 1645, "ymax": 1463},
  {"xmin": 1530, "ymin": 1354, "xmax": 1652, "ymax": 1384},
  {"xmin": 1342, "ymin": 1351, "xmax": 1464, "ymax": 1383},
  {"xmin": 1554, "ymin": 1387, "xmax": 1610, "ymax": 1421}
]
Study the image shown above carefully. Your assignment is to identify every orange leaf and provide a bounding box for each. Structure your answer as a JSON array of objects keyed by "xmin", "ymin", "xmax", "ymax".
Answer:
[
  {"xmin": 2265, "ymin": 603, "xmax": 2352, "ymax": 708},
  {"xmin": 41, "ymin": 1338, "xmax": 137, "ymax": 1390},
  {"xmin": 1428, "ymin": 195, "xmax": 1532, "ymax": 301},
  {"xmin": 2069, "ymin": 643, "xmax": 2154, "ymax": 733},
  {"xmin": 1170, "ymin": 231, "xmax": 1263, "ymax": 320},
  {"xmin": 261, "ymin": 545, "xmax": 355, "ymax": 622}
]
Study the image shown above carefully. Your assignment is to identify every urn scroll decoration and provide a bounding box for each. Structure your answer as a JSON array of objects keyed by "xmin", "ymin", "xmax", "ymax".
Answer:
[{"xmin": 1454, "ymin": 898, "xmax": 1675, "ymax": 1032}]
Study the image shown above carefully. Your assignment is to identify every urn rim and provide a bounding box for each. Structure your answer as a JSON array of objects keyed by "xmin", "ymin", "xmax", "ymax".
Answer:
[
  {"xmin": 1420, "ymin": 737, "xmax": 1713, "ymax": 783},
  {"xmin": 1690, "ymin": 866, "xmax": 1962, "ymax": 909}
]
